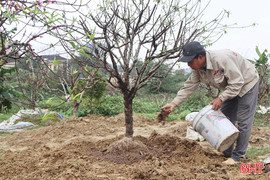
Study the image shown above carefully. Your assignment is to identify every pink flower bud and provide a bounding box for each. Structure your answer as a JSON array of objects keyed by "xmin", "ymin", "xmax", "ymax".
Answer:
[{"xmin": 38, "ymin": 0, "xmax": 42, "ymax": 7}]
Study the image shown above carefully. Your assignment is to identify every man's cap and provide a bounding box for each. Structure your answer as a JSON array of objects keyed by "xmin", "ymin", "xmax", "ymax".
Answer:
[{"xmin": 178, "ymin": 41, "xmax": 205, "ymax": 62}]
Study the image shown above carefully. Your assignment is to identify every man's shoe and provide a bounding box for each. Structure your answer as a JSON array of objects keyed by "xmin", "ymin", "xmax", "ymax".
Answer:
[
  {"xmin": 216, "ymin": 152, "xmax": 231, "ymax": 158},
  {"xmin": 216, "ymin": 152, "xmax": 224, "ymax": 156},
  {"xmin": 222, "ymin": 158, "xmax": 239, "ymax": 165}
]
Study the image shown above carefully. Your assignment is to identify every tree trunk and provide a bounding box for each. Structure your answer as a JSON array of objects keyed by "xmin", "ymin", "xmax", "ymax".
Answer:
[
  {"xmin": 124, "ymin": 95, "xmax": 133, "ymax": 137},
  {"xmin": 31, "ymin": 102, "xmax": 35, "ymax": 110},
  {"xmin": 73, "ymin": 100, "xmax": 79, "ymax": 118}
]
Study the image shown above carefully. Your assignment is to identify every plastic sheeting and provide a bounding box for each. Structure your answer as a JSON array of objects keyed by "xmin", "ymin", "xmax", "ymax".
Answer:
[{"xmin": 184, "ymin": 111, "xmax": 205, "ymax": 141}]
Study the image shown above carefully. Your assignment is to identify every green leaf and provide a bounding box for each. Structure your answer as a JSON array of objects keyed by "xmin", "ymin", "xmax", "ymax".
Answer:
[
  {"xmin": 79, "ymin": 49, "xmax": 91, "ymax": 59},
  {"xmin": 90, "ymin": 34, "xmax": 95, "ymax": 40},
  {"xmin": 74, "ymin": 92, "xmax": 83, "ymax": 99},
  {"xmin": 68, "ymin": 30, "xmax": 74, "ymax": 34},
  {"xmin": 67, "ymin": 87, "xmax": 72, "ymax": 94},
  {"xmin": 42, "ymin": 112, "xmax": 57, "ymax": 122},
  {"xmin": 52, "ymin": 60, "xmax": 61, "ymax": 65},
  {"xmin": 69, "ymin": 41, "xmax": 76, "ymax": 48},
  {"xmin": 225, "ymin": 10, "xmax": 230, "ymax": 18},
  {"xmin": 72, "ymin": 17, "xmax": 77, "ymax": 24},
  {"xmin": 73, "ymin": 69, "xmax": 78, "ymax": 74},
  {"xmin": 46, "ymin": 97, "xmax": 53, "ymax": 104},
  {"xmin": 255, "ymin": 46, "xmax": 261, "ymax": 57}
]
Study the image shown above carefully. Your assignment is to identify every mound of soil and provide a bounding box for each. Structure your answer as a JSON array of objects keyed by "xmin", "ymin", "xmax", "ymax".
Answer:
[{"xmin": 0, "ymin": 113, "xmax": 269, "ymax": 179}]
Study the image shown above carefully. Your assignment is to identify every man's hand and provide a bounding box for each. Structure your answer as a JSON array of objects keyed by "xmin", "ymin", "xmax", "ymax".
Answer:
[
  {"xmin": 161, "ymin": 102, "xmax": 177, "ymax": 114},
  {"xmin": 210, "ymin": 97, "xmax": 223, "ymax": 110},
  {"xmin": 157, "ymin": 102, "xmax": 177, "ymax": 123}
]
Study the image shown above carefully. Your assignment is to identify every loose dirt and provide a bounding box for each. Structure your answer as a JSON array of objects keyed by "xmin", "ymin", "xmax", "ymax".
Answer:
[{"xmin": 0, "ymin": 113, "xmax": 269, "ymax": 179}]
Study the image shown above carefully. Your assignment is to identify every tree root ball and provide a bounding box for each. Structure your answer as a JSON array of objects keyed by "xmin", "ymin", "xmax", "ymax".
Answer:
[{"xmin": 106, "ymin": 137, "xmax": 149, "ymax": 155}]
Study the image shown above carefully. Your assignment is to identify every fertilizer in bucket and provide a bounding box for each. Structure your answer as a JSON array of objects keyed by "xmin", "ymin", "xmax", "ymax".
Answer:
[{"xmin": 192, "ymin": 105, "xmax": 239, "ymax": 152}]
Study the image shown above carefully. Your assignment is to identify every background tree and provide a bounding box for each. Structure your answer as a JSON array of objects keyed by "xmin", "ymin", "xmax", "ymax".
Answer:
[
  {"xmin": 53, "ymin": 60, "xmax": 103, "ymax": 118},
  {"xmin": 254, "ymin": 47, "xmax": 270, "ymax": 105},
  {"xmin": 0, "ymin": 0, "xmax": 96, "ymax": 115},
  {"xmin": 144, "ymin": 64, "xmax": 188, "ymax": 94},
  {"xmin": 0, "ymin": 67, "xmax": 17, "ymax": 111},
  {"xmin": 57, "ymin": 0, "xmax": 234, "ymax": 137},
  {"xmin": 0, "ymin": 0, "xmax": 59, "ymax": 110},
  {"xmin": 0, "ymin": 0, "xmax": 62, "ymax": 67}
]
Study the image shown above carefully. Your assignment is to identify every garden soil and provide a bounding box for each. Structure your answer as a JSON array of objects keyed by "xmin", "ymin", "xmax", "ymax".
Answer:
[{"xmin": 0, "ymin": 113, "xmax": 269, "ymax": 179}]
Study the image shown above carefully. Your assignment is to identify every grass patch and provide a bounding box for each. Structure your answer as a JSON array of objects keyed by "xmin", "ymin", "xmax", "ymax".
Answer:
[
  {"xmin": 0, "ymin": 131, "xmax": 10, "ymax": 136},
  {"xmin": 0, "ymin": 113, "xmax": 13, "ymax": 123},
  {"xmin": 246, "ymin": 145, "xmax": 270, "ymax": 158},
  {"xmin": 138, "ymin": 113, "xmax": 180, "ymax": 121},
  {"xmin": 166, "ymin": 115, "xmax": 180, "ymax": 121},
  {"xmin": 253, "ymin": 112, "xmax": 270, "ymax": 127}
]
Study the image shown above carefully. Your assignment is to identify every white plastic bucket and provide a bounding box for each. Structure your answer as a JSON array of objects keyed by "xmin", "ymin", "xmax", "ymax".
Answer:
[{"xmin": 192, "ymin": 105, "xmax": 239, "ymax": 152}]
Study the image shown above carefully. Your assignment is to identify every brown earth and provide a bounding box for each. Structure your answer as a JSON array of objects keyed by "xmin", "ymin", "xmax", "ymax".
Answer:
[{"xmin": 0, "ymin": 113, "xmax": 269, "ymax": 180}]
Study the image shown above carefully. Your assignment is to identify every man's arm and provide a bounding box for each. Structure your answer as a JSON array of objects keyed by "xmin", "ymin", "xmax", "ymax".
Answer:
[
  {"xmin": 161, "ymin": 70, "xmax": 200, "ymax": 114},
  {"xmin": 171, "ymin": 70, "xmax": 201, "ymax": 106}
]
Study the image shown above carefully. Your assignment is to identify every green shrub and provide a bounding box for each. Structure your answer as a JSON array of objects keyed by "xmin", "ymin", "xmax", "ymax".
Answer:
[
  {"xmin": 89, "ymin": 91, "xmax": 211, "ymax": 118},
  {"xmin": 0, "ymin": 105, "xmax": 21, "ymax": 123},
  {"xmin": 178, "ymin": 90, "xmax": 211, "ymax": 113},
  {"xmin": 8, "ymin": 112, "xmax": 62, "ymax": 127},
  {"xmin": 77, "ymin": 74, "xmax": 107, "ymax": 114},
  {"xmin": 0, "ymin": 113, "xmax": 11, "ymax": 123},
  {"xmin": 91, "ymin": 94, "xmax": 161, "ymax": 117},
  {"xmin": 94, "ymin": 95, "xmax": 124, "ymax": 116},
  {"xmin": 133, "ymin": 98, "xmax": 160, "ymax": 113},
  {"xmin": 179, "ymin": 110, "xmax": 191, "ymax": 119},
  {"xmin": 38, "ymin": 98, "xmax": 73, "ymax": 117}
]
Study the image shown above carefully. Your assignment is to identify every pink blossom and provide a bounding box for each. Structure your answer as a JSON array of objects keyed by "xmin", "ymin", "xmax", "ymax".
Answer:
[
  {"xmin": 5, "ymin": 47, "xmax": 12, "ymax": 54},
  {"xmin": 5, "ymin": 43, "xmax": 10, "ymax": 48},
  {"xmin": 37, "ymin": 0, "xmax": 42, "ymax": 7}
]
